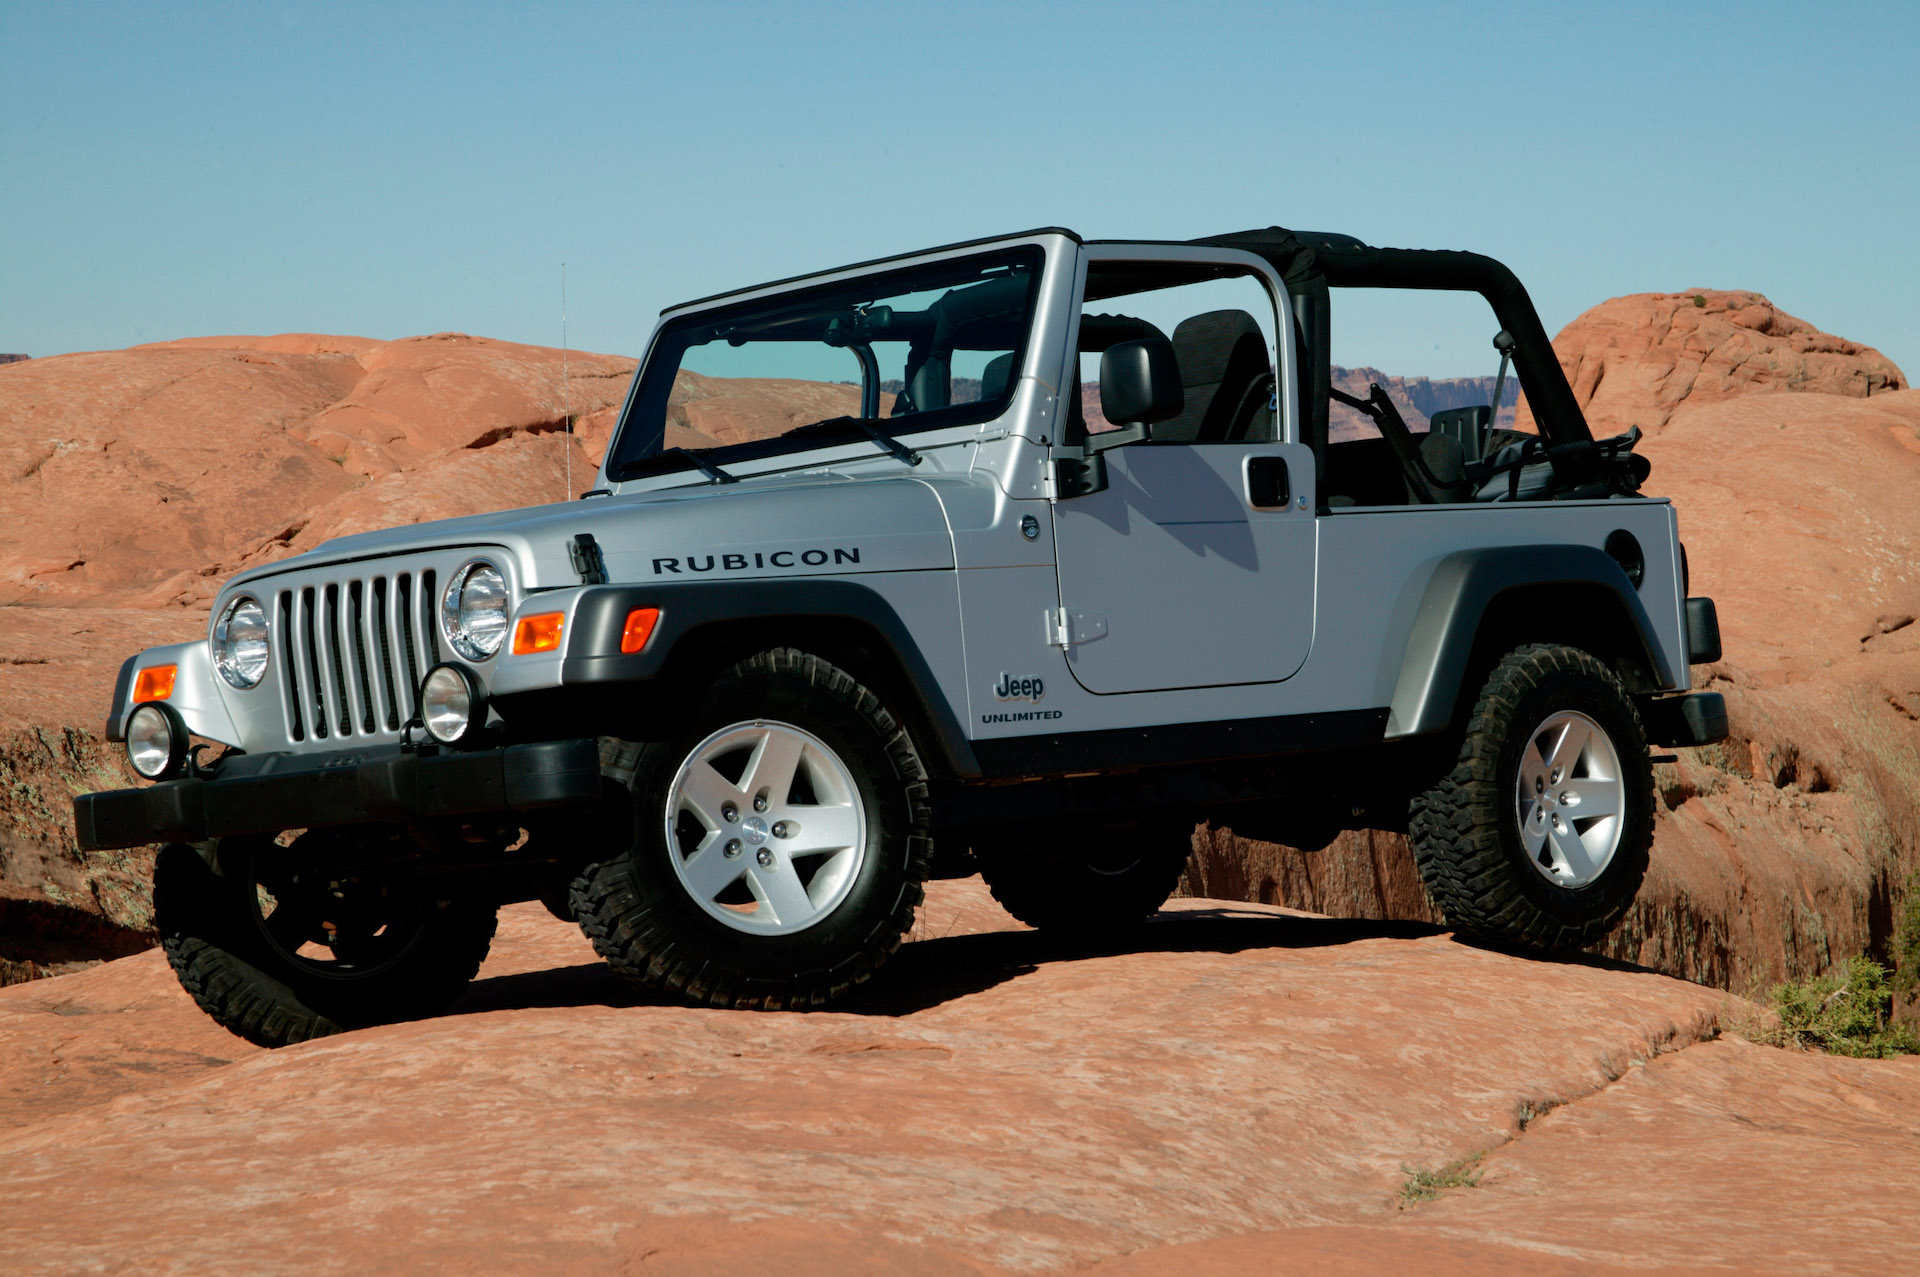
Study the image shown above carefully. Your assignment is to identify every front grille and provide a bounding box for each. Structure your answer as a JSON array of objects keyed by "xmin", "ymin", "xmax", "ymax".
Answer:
[{"xmin": 271, "ymin": 565, "xmax": 444, "ymax": 745}]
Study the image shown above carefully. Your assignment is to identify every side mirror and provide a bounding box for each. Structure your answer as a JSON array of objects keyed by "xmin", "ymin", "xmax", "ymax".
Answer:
[{"xmin": 1099, "ymin": 337, "xmax": 1184, "ymax": 430}]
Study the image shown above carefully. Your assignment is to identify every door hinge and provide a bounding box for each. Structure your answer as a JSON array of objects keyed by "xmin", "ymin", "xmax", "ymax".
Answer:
[{"xmin": 1047, "ymin": 607, "xmax": 1108, "ymax": 649}]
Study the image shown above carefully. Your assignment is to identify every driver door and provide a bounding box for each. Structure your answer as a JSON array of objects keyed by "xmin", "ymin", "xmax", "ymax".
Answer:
[{"xmin": 1050, "ymin": 249, "xmax": 1318, "ymax": 695}]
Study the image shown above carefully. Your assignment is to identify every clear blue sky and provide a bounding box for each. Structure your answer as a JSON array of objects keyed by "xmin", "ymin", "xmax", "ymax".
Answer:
[{"xmin": 4, "ymin": 1, "xmax": 1916, "ymax": 379}]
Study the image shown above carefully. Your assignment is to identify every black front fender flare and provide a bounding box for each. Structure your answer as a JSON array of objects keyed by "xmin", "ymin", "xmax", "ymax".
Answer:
[{"xmin": 552, "ymin": 577, "xmax": 980, "ymax": 778}]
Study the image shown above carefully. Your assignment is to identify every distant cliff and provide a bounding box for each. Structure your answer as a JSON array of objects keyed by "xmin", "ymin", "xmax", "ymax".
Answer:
[{"xmin": 1329, "ymin": 366, "xmax": 1523, "ymax": 439}]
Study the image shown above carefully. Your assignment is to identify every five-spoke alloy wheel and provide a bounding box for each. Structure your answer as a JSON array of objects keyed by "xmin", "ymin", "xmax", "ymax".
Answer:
[
  {"xmin": 665, "ymin": 721, "xmax": 868, "ymax": 934},
  {"xmin": 1514, "ymin": 709, "xmax": 1625, "ymax": 889}
]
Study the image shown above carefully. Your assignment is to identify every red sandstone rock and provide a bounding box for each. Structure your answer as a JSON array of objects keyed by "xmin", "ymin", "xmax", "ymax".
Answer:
[
  {"xmin": 1516, "ymin": 290, "xmax": 1907, "ymax": 435},
  {"xmin": 2, "ymin": 873, "xmax": 1890, "ymax": 1275},
  {"xmin": 0, "ymin": 333, "xmax": 635, "ymax": 612},
  {"xmin": 0, "ymin": 883, "xmax": 1909, "ymax": 1273}
]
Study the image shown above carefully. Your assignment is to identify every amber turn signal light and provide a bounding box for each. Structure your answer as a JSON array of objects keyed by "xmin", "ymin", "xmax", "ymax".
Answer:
[
  {"xmin": 133, "ymin": 665, "xmax": 178, "ymax": 702},
  {"xmin": 511, "ymin": 612, "xmax": 565, "ymax": 655},
  {"xmin": 620, "ymin": 608, "xmax": 660, "ymax": 654}
]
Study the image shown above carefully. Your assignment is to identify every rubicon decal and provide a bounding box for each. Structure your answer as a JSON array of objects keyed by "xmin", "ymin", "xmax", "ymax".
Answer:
[{"xmin": 651, "ymin": 547, "xmax": 862, "ymax": 574}]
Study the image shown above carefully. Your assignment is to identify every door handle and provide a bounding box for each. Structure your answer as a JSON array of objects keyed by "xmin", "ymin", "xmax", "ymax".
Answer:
[{"xmin": 1246, "ymin": 456, "xmax": 1290, "ymax": 509}]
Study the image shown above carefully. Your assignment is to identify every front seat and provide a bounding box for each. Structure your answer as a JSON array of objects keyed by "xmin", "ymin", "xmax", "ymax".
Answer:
[{"xmin": 1159, "ymin": 310, "xmax": 1274, "ymax": 443}]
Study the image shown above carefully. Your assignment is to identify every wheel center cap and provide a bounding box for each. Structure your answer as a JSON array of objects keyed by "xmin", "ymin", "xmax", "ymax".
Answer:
[{"xmin": 741, "ymin": 816, "xmax": 770, "ymax": 846}]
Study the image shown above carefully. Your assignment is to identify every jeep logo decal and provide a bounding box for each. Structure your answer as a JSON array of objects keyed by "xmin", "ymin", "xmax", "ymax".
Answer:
[
  {"xmin": 993, "ymin": 672, "xmax": 1044, "ymax": 702},
  {"xmin": 651, "ymin": 547, "xmax": 861, "ymax": 575}
]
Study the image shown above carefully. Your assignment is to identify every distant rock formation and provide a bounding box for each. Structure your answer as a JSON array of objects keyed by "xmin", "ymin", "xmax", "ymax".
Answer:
[
  {"xmin": 1328, "ymin": 366, "xmax": 1522, "ymax": 440},
  {"xmin": 0, "ymin": 332, "xmax": 636, "ymax": 613},
  {"xmin": 1517, "ymin": 289, "xmax": 1907, "ymax": 435},
  {"xmin": 0, "ymin": 354, "xmax": 29, "ymax": 366}
]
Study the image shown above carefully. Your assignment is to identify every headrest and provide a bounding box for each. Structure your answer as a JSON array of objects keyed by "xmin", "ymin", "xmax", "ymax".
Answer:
[
  {"xmin": 1156, "ymin": 310, "xmax": 1268, "ymax": 442},
  {"xmin": 980, "ymin": 352, "xmax": 1015, "ymax": 403},
  {"xmin": 1171, "ymin": 310, "xmax": 1263, "ymax": 386}
]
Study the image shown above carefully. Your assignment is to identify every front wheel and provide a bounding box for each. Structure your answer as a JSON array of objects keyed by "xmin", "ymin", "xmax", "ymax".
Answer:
[
  {"xmin": 155, "ymin": 834, "xmax": 498, "ymax": 1048},
  {"xmin": 570, "ymin": 648, "xmax": 932, "ymax": 1010},
  {"xmin": 1408, "ymin": 643, "xmax": 1654, "ymax": 953}
]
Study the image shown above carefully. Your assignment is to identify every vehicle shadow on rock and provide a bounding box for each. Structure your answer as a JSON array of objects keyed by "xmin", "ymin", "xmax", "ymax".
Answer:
[{"xmin": 443, "ymin": 908, "xmax": 1677, "ymax": 1023}]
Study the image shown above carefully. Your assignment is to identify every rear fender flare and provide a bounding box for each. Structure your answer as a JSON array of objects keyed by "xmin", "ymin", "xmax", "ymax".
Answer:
[{"xmin": 1385, "ymin": 545, "xmax": 1679, "ymax": 739}]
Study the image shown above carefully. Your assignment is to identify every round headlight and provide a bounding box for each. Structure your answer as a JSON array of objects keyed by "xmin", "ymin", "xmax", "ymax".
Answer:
[
  {"xmin": 442, "ymin": 561, "xmax": 510, "ymax": 661},
  {"xmin": 420, "ymin": 663, "xmax": 487, "ymax": 747},
  {"xmin": 127, "ymin": 702, "xmax": 188, "ymax": 780},
  {"xmin": 212, "ymin": 595, "xmax": 270, "ymax": 689}
]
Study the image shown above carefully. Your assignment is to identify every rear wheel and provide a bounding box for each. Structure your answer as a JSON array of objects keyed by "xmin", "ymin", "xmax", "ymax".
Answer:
[
  {"xmin": 975, "ymin": 816, "xmax": 1194, "ymax": 941},
  {"xmin": 1408, "ymin": 643, "xmax": 1654, "ymax": 952},
  {"xmin": 155, "ymin": 834, "xmax": 498, "ymax": 1048},
  {"xmin": 570, "ymin": 648, "xmax": 932, "ymax": 1010}
]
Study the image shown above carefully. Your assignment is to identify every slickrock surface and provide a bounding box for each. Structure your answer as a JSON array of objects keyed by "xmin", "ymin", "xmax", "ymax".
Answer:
[{"xmin": 1, "ymin": 879, "xmax": 1911, "ymax": 1274}]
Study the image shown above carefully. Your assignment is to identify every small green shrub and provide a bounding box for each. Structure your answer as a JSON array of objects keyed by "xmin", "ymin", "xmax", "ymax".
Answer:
[
  {"xmin": 1766, "ymin": 955, "xmax": 1919, "ymax": 1058},
  {"xmin": 1889, "ymin": 868, "xmax": 1920, "ymax": 1000},
  {"xmin": 1399, "ymin": 1152, "xmax": 1484, "ymax": 1206},
  {"xmin": 1693, "ymin": 294, "xmax": 1708, "ymax": 307}
]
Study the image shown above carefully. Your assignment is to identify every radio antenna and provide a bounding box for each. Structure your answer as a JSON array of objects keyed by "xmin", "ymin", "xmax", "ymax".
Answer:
[{"xmin": 561, "ymin": 262, "xmax": 570, "ymax": 501}]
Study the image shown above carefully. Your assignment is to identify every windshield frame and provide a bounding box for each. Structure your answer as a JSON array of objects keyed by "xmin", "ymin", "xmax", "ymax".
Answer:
[{"xmin": 605, "ymin": 245, "xmax": 1049, "ymax": 484}]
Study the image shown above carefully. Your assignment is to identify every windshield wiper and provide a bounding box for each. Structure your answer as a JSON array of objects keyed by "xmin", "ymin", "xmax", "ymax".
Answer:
[
  {"xmin": 660, "ymin": 447, "xmax": 737, "ymax": 484},
  {"xmin": 791, "ymin": 415, "xmax": 921, "ymax": 467}
]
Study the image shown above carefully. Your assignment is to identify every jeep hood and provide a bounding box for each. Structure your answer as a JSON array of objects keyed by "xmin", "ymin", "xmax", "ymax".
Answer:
[{"xmin": 225, "ymin": 473, "xmax": 959, "ymax": 593}]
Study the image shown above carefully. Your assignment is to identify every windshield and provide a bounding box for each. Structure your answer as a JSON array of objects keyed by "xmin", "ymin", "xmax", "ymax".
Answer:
[{"xmin": 607, "ymin": 246, "xmax": 1045, "ymax": 481}]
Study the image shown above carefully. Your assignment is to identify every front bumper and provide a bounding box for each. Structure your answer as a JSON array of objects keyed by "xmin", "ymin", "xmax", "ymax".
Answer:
[
  {"xmin": 73, "ymin": 738, "xmax": 602, "ymax": 852},
  {"xmin": 1643, "ymin": 692, "xmax": 1728, "ymax": 748}
]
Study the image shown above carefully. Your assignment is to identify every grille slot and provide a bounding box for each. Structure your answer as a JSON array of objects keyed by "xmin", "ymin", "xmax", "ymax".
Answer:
[
  {"xmin": 347, "ymin": 581, "xmax": 376, "ymax": 734},
  {"xmin": 300, "ymin": 587, "xmax": 328, "ymax": 739},
  {"xmin": 277, "ymin": 591, "xmax": 304, "ymax": 742},
  {"xmin": 371, "ymin": 577, "xmax": 399, "ymax": 730},
  {"xmin": 322, "ymin": 584, "xmax": 352, "ymax": 737},
  {"xmin": 396, "ymin": 574, "xmax": 421, "ymax": 723},
  {"xmin": 420, "ymin": 568, "xmax": 441, "ymax": 666}
]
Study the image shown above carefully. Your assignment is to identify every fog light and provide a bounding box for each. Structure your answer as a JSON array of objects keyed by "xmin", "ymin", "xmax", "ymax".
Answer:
[
  {"xmin": 126, "ymin": 702, "xmax": 188, "ymax": 780},
  {"xmin": 420, "ymin": 663, "xmax": 488, "ymax": 747}
]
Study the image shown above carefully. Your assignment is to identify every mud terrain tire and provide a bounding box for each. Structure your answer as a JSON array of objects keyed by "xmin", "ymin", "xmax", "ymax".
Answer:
[
  {"xmin": 975, "ymin": 818, "xmax": 1194, "ymax": 940},
  {"xmin": 1408, "ymin": 643, "xmax": 1654, "ymax": 953},
  {"xmin": 570, "ymin": 648, "xmax": 932, "ymax": 1010},
  {"xmin": 155, "ymin": 839, "xmax": 498, "ymax": 1048}
]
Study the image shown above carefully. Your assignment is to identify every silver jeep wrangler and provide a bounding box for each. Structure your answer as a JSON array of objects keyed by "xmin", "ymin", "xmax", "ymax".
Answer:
[{"xmin": 77, "ymin": 227, "xmax": 1726, "ymax": 1046}]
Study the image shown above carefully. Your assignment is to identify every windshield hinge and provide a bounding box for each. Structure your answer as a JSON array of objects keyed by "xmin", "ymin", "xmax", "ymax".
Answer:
[{"xmin": 569, "ymin": 533, "xmax": 609, "ymax": 585}]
